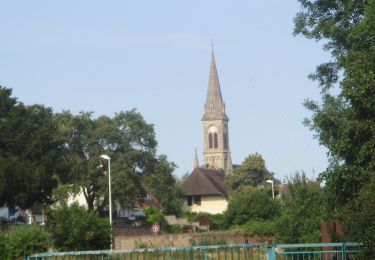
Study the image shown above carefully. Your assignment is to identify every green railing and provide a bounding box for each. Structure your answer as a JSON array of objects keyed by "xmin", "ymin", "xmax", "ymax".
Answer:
[
  {"xmin": 272, "ymin": 242, "xmax": 362, "ymax": 260},
  {"xmin": 26, "ymin": 242, "xmax": 361, "ymax": 260}
]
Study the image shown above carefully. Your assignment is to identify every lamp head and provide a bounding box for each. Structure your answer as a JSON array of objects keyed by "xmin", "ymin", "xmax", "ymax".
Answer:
[
  {"xmin": 266, "ymin": 180, "xmax": 273, "ymax": 184},
  {"xmin": 100, "ymin": 154, "xmax": 111, "ymax": 160}
]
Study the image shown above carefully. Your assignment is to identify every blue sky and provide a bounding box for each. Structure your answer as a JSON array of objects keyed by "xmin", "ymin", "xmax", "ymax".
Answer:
[{"xmin": 1, "ymin": 1, "xmax": 330, "ymax": 180}]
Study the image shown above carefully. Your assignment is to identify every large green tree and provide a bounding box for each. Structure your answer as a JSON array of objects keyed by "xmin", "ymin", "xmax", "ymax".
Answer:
[
  {"xmin": 56, "ymin": 109, "xmax": 176, "ymax": 213},
  {"xmin": 0, "ymin": 87, "xmax": 65, "ymax": 209},
  {"xmin": 225, "ymin": 153, "xmax": 275, "ymax": 191},
  {"xmin": 296, "ymin": 0, "xmax": 374, "ymax": 207},
  {"xmin": 295, "ymin": 0, "xmax": 375, "ymax": 255}
]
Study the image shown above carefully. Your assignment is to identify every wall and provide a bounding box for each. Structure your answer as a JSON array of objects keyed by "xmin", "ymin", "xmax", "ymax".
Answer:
[
  {"xmin": 115, "ymin": 231, "xmax": 266, "ymax": 250},
  {"xmin": 183, "ymin": 195, "xmax": 228, "ymax": 214}
]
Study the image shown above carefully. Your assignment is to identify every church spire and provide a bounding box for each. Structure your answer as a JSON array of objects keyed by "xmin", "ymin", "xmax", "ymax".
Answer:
[
  {"xmin": 202, "ymin": 51, "xmax": 228, "ymax": 121},
  {"xmin": 193, "ymin": 148, "xmax": 199, "ymax": 169}
]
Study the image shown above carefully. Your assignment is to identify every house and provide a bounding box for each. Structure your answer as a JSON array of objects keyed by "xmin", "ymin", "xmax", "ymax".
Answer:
[{"xmin": 181, "ymin": 167, "xmax": 229, "ymax": 214}]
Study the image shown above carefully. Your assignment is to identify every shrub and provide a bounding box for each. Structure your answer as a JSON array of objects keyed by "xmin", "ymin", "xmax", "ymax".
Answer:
[
  {"xmin": 167, "ymin": 224, "xmax": 182, "ymax": 234},
  {"xmin": 225, "ymin": 190, "xmax": 280, "ymax": 226},
  {"xmin": 47, "ymin": 203, "xmax": 110, "ymax": 251},
  {"xmin": 2, "ymin": 225, "xmax": 51, "ymax": 260},
  {"xmin": 242, "ymin": 220, "xmax": 276, "ymax": 238},
  {"xmin": 144, "ymin": 206, "xmax": 163, "ymax": 225}
]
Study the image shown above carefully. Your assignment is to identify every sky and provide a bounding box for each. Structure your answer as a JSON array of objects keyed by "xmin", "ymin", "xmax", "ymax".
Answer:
[{"xmin": 0, "ymin": 1, "xmax": 330, "ymax": 181}]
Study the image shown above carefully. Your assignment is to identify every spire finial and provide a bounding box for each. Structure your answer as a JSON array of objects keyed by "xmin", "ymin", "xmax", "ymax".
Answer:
[
  {"xmin": 193, "ymin": 148, "xmax": 199, "ymax": 169},
  {"xmin": 211, "ymin": 40, "xmax": 214, "ymax": 53}
]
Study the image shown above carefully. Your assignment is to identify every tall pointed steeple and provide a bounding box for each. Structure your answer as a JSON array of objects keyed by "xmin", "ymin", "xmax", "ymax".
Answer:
[
  {"xmin": 202, "ymin": 50, "xmax": 232, "ymax": 174},
  {"xmin": 202, "ymin": 51, "xmax": 228, "ymax": 121}
]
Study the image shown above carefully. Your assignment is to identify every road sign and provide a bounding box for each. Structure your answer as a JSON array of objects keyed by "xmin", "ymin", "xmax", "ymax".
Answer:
[{"xmin": 151, "ymin": 224, "xmax": 160, "ymax": 235}]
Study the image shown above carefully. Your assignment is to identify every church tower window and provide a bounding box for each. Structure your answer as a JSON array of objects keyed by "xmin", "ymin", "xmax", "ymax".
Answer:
[
  {"xmin": 214, "ymin": 133, "xmax": 218, "ymax": 148},
  {"xmin": 208, "ymin": 133, "xmax": 213, "ymax": 149}
]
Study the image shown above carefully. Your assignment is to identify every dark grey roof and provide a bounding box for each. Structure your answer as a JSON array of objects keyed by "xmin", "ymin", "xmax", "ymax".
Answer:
[{"xmin": 181, "ymin": 167, "xmax": 229, "ymax": 198}]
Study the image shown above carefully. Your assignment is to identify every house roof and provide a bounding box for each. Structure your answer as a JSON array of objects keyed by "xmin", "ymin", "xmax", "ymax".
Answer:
[{"xmin": 181, "ymin": 167, "xmax": 229, "ymax": 198}]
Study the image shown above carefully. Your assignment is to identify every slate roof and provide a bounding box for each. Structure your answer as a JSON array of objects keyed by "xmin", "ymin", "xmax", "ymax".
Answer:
[{"xmin": 181, "ymin": 167, "xmax": 229, "ymax": 198}]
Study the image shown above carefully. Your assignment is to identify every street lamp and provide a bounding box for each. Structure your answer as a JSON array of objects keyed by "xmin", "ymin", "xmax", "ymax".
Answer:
[
  {"xmin": 100, "ymin": 154, "xmax": 113, "ymax": 250},
  {"xmin": 266, "ymin": 180, "xmax": 274, "ymax": 199}
]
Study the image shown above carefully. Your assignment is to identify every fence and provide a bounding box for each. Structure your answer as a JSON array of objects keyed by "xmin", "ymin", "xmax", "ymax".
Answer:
[{"xmin": 26, "ymin": 242, "xmax": 361, "ymax": 260}]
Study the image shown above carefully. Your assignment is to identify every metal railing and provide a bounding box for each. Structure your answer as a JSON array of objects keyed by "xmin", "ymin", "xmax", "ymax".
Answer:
[{"xmin": 26, "ymin": 242, "xmax": 361, "ymax": 260}]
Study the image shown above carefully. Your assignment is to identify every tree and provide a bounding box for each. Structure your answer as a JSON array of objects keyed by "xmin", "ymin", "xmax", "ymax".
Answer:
[
  {"xmin": 142, "ymin": 155, "xmax": 183, "ymax": 216},
  {"xmin": 56, "ymin": 109, "xmax": 175, "ymax": 213},
  {"xmin": 296, "ymin": 0, "xmax": 375, "ymax": 208},
  {"xmin": 275, "ymin": 172, "xmax": 325, "ymax": 244},
  {"xmin": 47, "ymin": 203, "xmax": 110, "ymax": 251},
  {"xmin": 0, "ymin": 87, "xmax": 65, "ymax": 209},
  {"xmin": 225, "ymin": 189, "xmax": 280, "ymax": 226},
  {"xmin": 294, "ymin": 1, "xmax": 375, "ymax": 254},
  {"xmin": 225, "ymin": 153, "xmax": 275, "ymax": 191}
]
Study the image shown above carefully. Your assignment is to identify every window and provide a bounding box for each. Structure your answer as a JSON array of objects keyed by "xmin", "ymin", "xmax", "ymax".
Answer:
[
  {"xmin": 187, "ymin": 196, "xmax": 192, "ymax": 206},
  {"xmin": 208, "ymin": 133, "xmax": 213, "ymax": 149},
  {"xmin": 223, "ymin": 133, "xmax": 227, "ymax": 149},
  {"xmin": 213, "ymin": 133, "xmax": 218, "ymax": 148},
  {"xmin": 193, "ymin": 196, "xmax": 201, "ymax": 206}
]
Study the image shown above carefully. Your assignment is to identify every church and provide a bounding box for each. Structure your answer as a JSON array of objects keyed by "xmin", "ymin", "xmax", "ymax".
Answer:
[{"xmin": 181, "ymin": 51, "xmax": 232, "ymax": 214}]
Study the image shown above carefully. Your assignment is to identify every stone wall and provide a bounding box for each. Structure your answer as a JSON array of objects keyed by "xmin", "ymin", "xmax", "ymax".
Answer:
[{"xmin": 115, "ymin": 231, "xmax": 267, "ymax": 250}]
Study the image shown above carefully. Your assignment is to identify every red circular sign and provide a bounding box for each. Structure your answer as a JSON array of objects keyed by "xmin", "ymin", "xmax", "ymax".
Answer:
[{"xmin": 151, "ymin": 224, "xmax": 160, "ymax": 235}]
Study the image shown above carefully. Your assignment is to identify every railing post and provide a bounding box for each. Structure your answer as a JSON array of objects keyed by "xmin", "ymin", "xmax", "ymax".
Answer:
[
  {"xmin": 23, "ymin": 253, "xmax": 29, "ymax": 260},
  {"xmin": 266, "ymin": 244, "xmax": 276, "ymax": 260},
  {"xmin": 189, "ymin": 247, "xmax": 193, "ymax": 260},
  {"xmin": 342, "ymin": 242, "xmax": 346, "ymax": 260}
]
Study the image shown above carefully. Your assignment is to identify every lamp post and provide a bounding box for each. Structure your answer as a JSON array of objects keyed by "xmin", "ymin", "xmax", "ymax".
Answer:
[
  {"xmin": 266, "ymin": 180, "xmax": 274, "ymax": 199},
  {"xmin": 100, "ymin": 154, "xmax": 113, "ymax": 250}
]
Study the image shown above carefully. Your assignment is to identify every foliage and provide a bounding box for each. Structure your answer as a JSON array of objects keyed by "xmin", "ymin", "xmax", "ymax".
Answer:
[
  {"xmin": 50, "ymin": 184, "xmax": 81, "ymax": 206},
  {"xmin": 47, "ymin": 203, "xmax": 110, "ymax": 251},
  {"xmin": 142, "ymin": 155, "xmax": 183, "ymax": 216},
  {"xmin": 0, "ymin": 225, "xmax": 51, "ymax": 260},
  {"xmin": 242, "ymin": 220, "xmax": 276, "ymax": 238},
  {"xmin": 225, "ymin": 153, "xmax": 275, "ymax": 191},
  {"xmin": 0, "ymin": 87, "xmax": 65, "ymax": 209},
  {"xmin": 167, "ymin": 224, "xmax": 183, "ymax": 234},
  {"xmin": 225, "ymin": 190, "xmax": 280, "ymax": 226},
  {"xmin": 55, "ymin": 109, "xmax": 175, "ymax": 214},
  {"xmin": 295, "ymin": 0, "xmax": 375, "ymax": 255},
  {"xmin": 342, "ymin": 175, "xmax": 375, "ymax": 259},
  {"xmin": 183, "ymin": 212, "xmax": 226, "ymax": 230},
  {"xmin": 144, "ymin": 206, "xmax": 163, "ymax": 225},
  {"xmin": 296, "ymin": 0, "xmax": 375, "ymax": 207},
  {"xmin": 275, "ymin": 172, "xmax": 324, "ymax": 244}
]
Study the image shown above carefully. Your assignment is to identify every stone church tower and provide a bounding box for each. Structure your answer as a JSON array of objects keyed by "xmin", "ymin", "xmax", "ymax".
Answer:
[{"xmin": 202, "ymin": 52, "xmax": 233, "ymax": 174}]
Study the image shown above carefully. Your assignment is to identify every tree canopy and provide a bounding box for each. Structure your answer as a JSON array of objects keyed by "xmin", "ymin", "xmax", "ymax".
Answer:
[
  {"xmin": 225, "ymin": 153, "xmax": 275, "ymax": 191},
  {"xmin": 55, "ymin": 109, "xmax": 178, "ymax": 213},
  {"xmin": 0, "ymin": 87, "xmax": 65, "ymax": 209}
]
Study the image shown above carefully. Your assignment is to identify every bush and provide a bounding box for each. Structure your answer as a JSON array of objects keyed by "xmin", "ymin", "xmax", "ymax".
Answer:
[
  {"xmin": 47, "ymin": 203, "xmax": 111, "ymax": 251},
  {"xmin": 2, "ymin": 225, "xmax": 51, "ymax": 260},
  {"xmin": 275, "ymin": 173, "xmax": 324, "ymax": 244},
  {"xmin": 343, "ymin": 176, "xmax": 375, "ymax": 259},
  {"xmin": 167, "ymin": 224, "xmax": 182, "ymax": 234},
  {"xmin": 183, "ymin": 212, "xmax": 226, "ymax": 230},
  {"xmin": 242, "ymin": 220, "xmax": 276, "ymax": 238},
  {"xmin": 144, "ymin": 206, "xmax": 163, "ymax": 225},
  {"xmin": 225, "ymin": 190, "xmax": 280, "ymax": 226}
]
